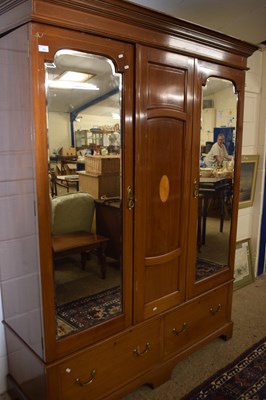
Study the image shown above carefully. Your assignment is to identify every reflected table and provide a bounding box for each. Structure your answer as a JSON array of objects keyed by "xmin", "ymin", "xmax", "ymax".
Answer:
[
  {"xmin": 56, "ymin": 175, "xmax": 79, "ymax": 192},
  {"xmin": 95, "ymin": 198, "xmax": 121, "ymax": 263},
  {"xmin": 199, "ymin": 177, "xmax": 232, "ymax": 246}
]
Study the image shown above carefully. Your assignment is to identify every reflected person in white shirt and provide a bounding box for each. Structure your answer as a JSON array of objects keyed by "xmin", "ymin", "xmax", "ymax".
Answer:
[{"xmin": 204, "ymin": 133, "xmax": 232, "ymax": 167}]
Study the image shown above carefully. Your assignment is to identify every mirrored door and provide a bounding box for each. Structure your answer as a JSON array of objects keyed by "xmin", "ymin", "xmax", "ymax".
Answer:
[
  {"xmin": 33, "ymin": 27, "xmax": 134, "ymax": 355},
  {"xmin": 46, "ymin": 50, "xmax": 125, "ymax": 339},
  {"xmin": 197, "ymin": 77, "xmax": 237, "ymax": 280},
  {"xmin": 186, "ymin": 61, "xmax": 244, "ymax": 299}
]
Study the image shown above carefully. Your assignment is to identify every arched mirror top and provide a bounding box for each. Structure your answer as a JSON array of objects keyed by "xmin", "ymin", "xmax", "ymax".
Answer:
[
  {"xmin": 202, "ymin": 76, "xmax": 237, "ymax": 96},
  {"xmin": 46, "ymin": 50, "xmax": 122, "ymax": 118}
]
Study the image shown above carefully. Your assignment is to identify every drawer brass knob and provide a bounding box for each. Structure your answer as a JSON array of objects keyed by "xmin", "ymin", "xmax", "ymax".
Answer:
[
  {"xmin": 76, "ymin": 369, "xmax": 96, "ymax": 386},
  {"xmin": 173, "ymin": 322, "xmax": 187, "ymax": 336},
  {"xmin": 133, "ymin": 342, "xmax": 151, "ymax": 357},
  {"xmin": 209, "ymin": 304, "xmax": 222, "ymax": 315}
]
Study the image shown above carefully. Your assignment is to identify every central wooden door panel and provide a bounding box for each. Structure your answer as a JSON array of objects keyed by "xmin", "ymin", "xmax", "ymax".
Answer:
[{"xmin": 134, "ymin": 45, "xmax": 194, "ymax": 322}]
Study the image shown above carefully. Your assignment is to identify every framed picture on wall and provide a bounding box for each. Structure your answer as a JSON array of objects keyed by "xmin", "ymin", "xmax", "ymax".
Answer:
[
  {"xmin": 234, "ymin": 239, "xmax": 254, "ymax": 290},
  {"xmin": 239, "ymin": 155, "xmax": 259, "ymax": 209}
]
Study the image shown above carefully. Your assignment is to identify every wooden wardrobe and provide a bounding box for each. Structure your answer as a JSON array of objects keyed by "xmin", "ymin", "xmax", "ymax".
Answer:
[{"xmin": 0, "ymin": 1, "xmax": 257, "ymax": 399}]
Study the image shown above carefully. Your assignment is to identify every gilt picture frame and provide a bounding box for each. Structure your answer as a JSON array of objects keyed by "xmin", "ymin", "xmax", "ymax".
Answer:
[
  {"xmin": 239, "ymin": 155, "xmax": 259, "ymax": 209},
  {"xmin": 234, "ymin": 239, "xmax": 254, "ymax": 290}
]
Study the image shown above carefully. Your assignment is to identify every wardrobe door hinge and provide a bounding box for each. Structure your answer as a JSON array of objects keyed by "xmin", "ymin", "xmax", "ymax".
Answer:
[{"xmin": 127, "ymin": 186, "xmax": 135, "ymax": 210}]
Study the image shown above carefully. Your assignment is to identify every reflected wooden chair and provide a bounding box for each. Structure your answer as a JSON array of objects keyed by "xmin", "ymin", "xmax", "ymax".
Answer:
[
  {"xmin": 49, "ymin": 170, "xmax": 58, "ymax": 197},
  {"xmin": 51, "ymin": 192, "xmax": 109, "ymax": 279}
]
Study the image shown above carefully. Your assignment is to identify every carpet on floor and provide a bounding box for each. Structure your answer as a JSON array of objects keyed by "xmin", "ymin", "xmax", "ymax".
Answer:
[
  {"xmin": 181, "ymin": 336, "xmax": 266, "ymax": 399},
  {"xmin": 56, "ymin": 285, "xmax": 122, "ymax": 338},
  {"xmin": 196, "ymin": 258, "xmax": 227, "ymax": 281}
]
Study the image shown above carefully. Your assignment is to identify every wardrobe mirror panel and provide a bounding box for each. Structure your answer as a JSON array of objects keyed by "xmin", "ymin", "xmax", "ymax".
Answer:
[
  {"xmin": 196, "ymin": 77, "xmax": 237, "ymax": 281},
  {"xmin": 45, "ymin": 50, "xmax": 123, "ymax": 339}
]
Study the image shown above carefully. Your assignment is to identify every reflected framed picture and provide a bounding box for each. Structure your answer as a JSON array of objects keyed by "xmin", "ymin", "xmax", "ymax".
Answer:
[
  {"xmin": 239, "ymin": 155, "xmax": 259, "ymax": 209},
  {"xmin": 234, "ymin": 238, "xmax": 254, "ymax": 290}
]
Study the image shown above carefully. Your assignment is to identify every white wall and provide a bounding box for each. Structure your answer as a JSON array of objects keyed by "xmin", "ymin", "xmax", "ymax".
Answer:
[
  {"xmin": 214, "ymin": 86, "xmax": 237, "ymax": 128},
  {"xmin": 236, "ymin": 49, "xmax": 266, "ymax": 275},
  {"xmin": 48, "ymin": 112, "xmax": 71, "ymax": 156},
  {"xmin": 48, "ymin": 112, "xmax": 118, "ymax": 155},
  {"xmin": 201, "ymin": 86, "xmax": 237, "ymax": 146},
  {"xmin": 74, "ymin": 113, "xmax": 117, "ymax": 132}
]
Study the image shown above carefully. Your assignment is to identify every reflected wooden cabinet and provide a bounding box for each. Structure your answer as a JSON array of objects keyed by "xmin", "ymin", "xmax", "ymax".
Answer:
[
  {"xmin": 0, "ymin": 1, "xmax": 257, "ymax": 400},
  {"xmin": 78, "ymin": 171, "xmax": 120, "ymax": 198},
  {"xmin": 95, "ymin": 199, "xmax": 121, "ymax": 262}
]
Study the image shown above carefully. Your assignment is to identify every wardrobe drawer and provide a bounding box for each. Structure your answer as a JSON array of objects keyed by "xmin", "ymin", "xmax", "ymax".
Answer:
[
  {"xmin": 164, "ymin": 285, "xmax": 229, "ymax": 358},
  {"xmin": 57, "ymin": 319, "xmax": 161, "ymax": 400}
]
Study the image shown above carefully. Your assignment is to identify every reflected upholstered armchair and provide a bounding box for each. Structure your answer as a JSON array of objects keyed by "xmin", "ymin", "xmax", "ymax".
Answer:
[
  {"xmin": 51, "ymin": 192, "xmax": 109, "ymax": 278},
  {"xmin": 51, "ymin": 192, "xmax": 95, "ymax": 236}
]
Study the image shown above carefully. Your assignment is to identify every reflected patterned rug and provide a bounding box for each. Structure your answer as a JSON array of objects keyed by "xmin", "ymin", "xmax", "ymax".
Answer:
[
  {"xmin": 56, "ymin": 286, "xmax": 121, "ymax": 338},
  {"xmin": 182, "ymin": 336, "xmax": 266, "ymax": 399},
  {"xmin": 196, "ymin": 258, "xmax": 227, "ymax": 281}
]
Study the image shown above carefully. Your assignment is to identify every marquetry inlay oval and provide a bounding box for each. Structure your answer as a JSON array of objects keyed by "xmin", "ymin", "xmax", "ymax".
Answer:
[{"xmin": 159, "ymin": 175, "xmax": 170, "ymax": 203}]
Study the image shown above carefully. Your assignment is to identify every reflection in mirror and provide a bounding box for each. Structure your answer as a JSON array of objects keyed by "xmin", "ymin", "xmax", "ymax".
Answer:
[
  {"xmin": 196, "ymin": 78, "xmax": 237, "ymax": 281},
  {"xmin": 45, "ymin": 50, "xmax": 123, "ymax": 339}
]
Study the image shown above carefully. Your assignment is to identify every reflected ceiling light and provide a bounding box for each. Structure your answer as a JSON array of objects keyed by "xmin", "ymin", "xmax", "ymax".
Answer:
[
  {"xmin": 47, "ymin": 70, "xmax": 99, "ymax": 90},
  {"xmin": 75, "ymin": 115, "xmax": 82, "ymax": 122},
  {"xmin": 58, "ymin": 71, "xmax": 94, "ymax": 82},
  {"xmin": 47, "ymin": 81, "xmax": 99, "ymax": 90}
]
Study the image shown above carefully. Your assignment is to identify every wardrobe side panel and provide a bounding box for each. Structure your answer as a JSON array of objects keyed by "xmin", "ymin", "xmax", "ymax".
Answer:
[
  {"xmin": 5, "ymin": 327, "xmax": 47, "ymax": 400},
  {"xmin": 0, "ymin": 25, "xmax": 44, "ymax": 358}
]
